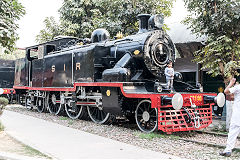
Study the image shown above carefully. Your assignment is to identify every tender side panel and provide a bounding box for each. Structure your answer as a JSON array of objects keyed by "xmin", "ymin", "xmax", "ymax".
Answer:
[
  {"xmin": 0, "ymin": 67, "xmax": 15, "ymax": 88},
  {"xmin": 14, "ymin": 58, "xmax": 28, "ymax": 87},
  {"xmin": 43, "ymin": 52, "xmax": 73, "ymax": 87},
  {"xmin": 32, "ymin": 59, "xmax": 43, "ymax": 87}
]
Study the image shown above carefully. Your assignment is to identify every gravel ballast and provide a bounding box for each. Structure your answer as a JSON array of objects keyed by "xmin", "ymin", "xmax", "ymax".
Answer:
[{"xmin": 6, "ymin": 105, "xmax": 240, "ymax": 160}]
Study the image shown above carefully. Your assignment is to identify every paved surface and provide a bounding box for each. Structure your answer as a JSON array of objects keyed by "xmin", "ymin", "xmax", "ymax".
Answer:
[{"xmin": 0, "ymin": 110, "xmax": 183, "ymax": 159}]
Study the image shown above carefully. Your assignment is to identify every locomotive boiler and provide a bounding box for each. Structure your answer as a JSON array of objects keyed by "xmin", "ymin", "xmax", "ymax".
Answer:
[{"xmin": 14, "ymin": 14, "xmax": 225, "ymax": 133}]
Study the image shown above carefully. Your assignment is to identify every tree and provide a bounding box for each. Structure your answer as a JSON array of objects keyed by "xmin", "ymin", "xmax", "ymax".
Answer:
[
  {"xmin": 36, "ymin": 17, "xmax": 63, "ymax": 43},
  {"xmin": 36, "ymin": 0, "xmax": 174, "ymax": 43},
  {"xmin": 0, "ymin": 0, "xmax": 25, "ymax": 54},
  {"xmin": 183, "ymin": 0, "xmax": 240, "ymax": 85}
]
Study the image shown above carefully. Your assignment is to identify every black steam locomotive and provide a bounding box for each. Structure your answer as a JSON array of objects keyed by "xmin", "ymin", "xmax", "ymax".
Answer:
[{"xmin": 13, "ymin": 14, "xmax": 225, "ymax": 133}]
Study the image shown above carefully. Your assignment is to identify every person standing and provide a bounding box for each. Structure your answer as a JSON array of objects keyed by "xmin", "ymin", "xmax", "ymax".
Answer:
[
  {"xmin": 220, "ymin": 78, "xmax": 240, "ymax": 157},
  {"xmin": 165, "ymin": 60, "xmax": 174, "ymax": 92}
]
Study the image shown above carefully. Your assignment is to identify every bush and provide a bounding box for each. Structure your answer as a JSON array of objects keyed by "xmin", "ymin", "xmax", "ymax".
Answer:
[
  {"xmin": 0, "ymin": 97, "xmax": 9, "ymax": 116},
  {"xmin": 0, "ymin": 122, "xmax": 4, "ymax": 131}
]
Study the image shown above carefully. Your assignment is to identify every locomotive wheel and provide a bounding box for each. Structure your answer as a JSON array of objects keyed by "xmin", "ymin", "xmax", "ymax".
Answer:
[
  {"xmin": 25, "ymin": 95, "xmax": 33, "ymax": 110},
  {"xmin": 36, "ymin": 97, "xmax": 46, "ymax": 113},
  {"xmin": 87, "ymin": 106, "xmax": 112, "ymax": 124},
  {"xmin": 47, "ymin": 92, "xmax": 63, "ymax": 115},
  {"xmin": 65, "ymin": 101, "xmax": 87, "ymax": 119},
  {"xmin": 135, "ymin": 100, "xmax": 157, "ymax": 133}
]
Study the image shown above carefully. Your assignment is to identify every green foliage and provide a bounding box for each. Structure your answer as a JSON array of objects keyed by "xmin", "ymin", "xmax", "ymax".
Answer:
[
  {"xmin": 0, "ymin": 122, "xmax": 4, "ymax": 131},
  {"xmin": 137, "ymin": 132, "xmax": 180, "ymax": 140},
  {"xmin": 36, "ymin": 0, "xmax": 174, "ymax": 43},
  {"xmin": 36, "ymin": 17, "xmax": 64, "ymax": 43},
  {"xmin": 0, "ymin": 0, "xmax": 25, "ymax": 54},
  {"xmin": 23, "ymin": 144, "xmax": 50, "ymax": 158},
  {"xmin": 184, "ymin": 0, "xmax": 240, "ymax": 83},
  {"xmin": 0, "ymin": 97, "xmax": 8, "ymax": 117},
  {"xmin": 59, "ymin": 116, "xmax": 68, "ymax": 120},
  {"xmin": 0, "ymin": 47, "xmax": 25, "ymax": 60},
  {"xmin": 68, "ymin": 120, "xmax": 74, "ymax": 125},
  {"xmin": 194, "ymin": 35, "xmax": 240, "ymax": 81},
  {"xmin": 0, "ymin": 97, "xmax": 9, "ymax": 107}
]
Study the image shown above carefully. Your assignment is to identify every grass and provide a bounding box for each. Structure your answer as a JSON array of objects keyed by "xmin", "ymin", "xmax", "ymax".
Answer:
[
  {"xmin": 210, "ymin": 124, "xmax": 228, "ymax": 134},
  {"xmin": 68, "ymin": 120, "xmax": 74, "ymax": 125},
  {"xmin": 136, "ymin": 132, "xmax": 180, "ymax": 140},
  {"xmin": 0, "ymin": 121, "xmax": 50, "ymax": 158},
  {"xmin": 59, "ymin": 116, "xmax": 74, "ymax": 125},
  {"xmin": 23, "ymin": 144, "xmax": 51, "ymax": 159},
  {"xmin": 0, "ymin": 122, "xmax": 4, "ymax": 131},
  {"xmin": 59, "ymin": 116, "xmax": 68, "ymax": 120}
]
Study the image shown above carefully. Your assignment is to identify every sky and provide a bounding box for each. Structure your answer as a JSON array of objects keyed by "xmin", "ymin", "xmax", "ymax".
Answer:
[
  {"xmin": 16, "ymin": 0, "xmax": 63, "ymax": 48},
  {"xmin": 16, "ymin": 0, "xmax": 191, "ymax": 48}
]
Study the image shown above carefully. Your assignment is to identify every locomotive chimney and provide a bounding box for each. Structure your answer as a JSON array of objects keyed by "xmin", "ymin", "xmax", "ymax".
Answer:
[{"xmin": 137, "ymin": 14, "xmax": 151, "ymax": 33}]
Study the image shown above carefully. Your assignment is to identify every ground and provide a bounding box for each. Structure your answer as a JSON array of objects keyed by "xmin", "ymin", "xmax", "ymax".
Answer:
[
  {"xmin": 2, "ymin": 105, "xmax": 240, "ymax": 159},
  {"xmin": 0, "ymin": 121, "xmax": 50, "ymax": 159}
]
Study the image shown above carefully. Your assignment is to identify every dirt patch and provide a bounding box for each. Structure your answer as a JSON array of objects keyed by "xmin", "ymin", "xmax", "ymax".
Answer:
[{"xmin": 0, "ymin": 128, "xmax": 50, "ymax": 159}]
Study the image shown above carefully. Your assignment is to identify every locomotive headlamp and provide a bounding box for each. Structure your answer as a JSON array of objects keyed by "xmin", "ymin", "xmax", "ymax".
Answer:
[
  {"xmin": 161, "ymin": 93, "xmax": 183, "ymax": 110},
  {"xmin": 203, "ymin": 93, "xmax": 225, "ymax": 107},
  {"xmin": 148, "ymin": 14, "xmax": 164, "ymax": 30},
  {"xmin": 172, "ymin": 93, "xmax": 184, "ymax": 110},
  {"xmin": 0, "ymin": 88, "xmax": 3, "ymax": 95}
]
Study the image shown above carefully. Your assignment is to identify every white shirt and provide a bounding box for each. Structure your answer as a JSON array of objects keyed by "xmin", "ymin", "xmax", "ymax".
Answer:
[
  {"xmin": 165, "ymin": 67, "xmax": 174, "ymax": 80},
  {"xmin": 229, "ymin": 84, "xmax": 240, "ymax": 126}
]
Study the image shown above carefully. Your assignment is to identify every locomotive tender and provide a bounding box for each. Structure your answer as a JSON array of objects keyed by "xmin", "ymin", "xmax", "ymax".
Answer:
[
  {"xmin": 0, "ymin": 59, "xmax": 16, "ymax": 100},
  {"xmin": 13, "ymin": 14, "xmax": 225, "ymax": 133}
]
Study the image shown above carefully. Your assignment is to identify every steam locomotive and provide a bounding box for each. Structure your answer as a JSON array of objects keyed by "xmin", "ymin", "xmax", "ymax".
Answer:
[{"xmin": 13, "ymin": 14, "xmax": 225, "ymax": 133}]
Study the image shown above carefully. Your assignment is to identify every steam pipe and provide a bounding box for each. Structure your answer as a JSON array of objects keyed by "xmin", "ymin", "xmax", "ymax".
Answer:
[
  {"xmin": 114, "ymin": 52, "xmax": 132, "ymax": 68},
  {"xmin": 161, "ymin": 96, "xmax": 172, "ymax": 105}
]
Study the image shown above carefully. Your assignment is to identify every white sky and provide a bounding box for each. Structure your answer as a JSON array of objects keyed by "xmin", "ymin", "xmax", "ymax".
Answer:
[
  {"xmin": 16, "ymin": 0, "xmax": 63, "ymax": 48},
  {"xmin": 165, "ymin": 0, "xmax": 188, "ymax": 24},
  {"xmin": 16, "ymin": 0, "xmax": 190, "ymax": 48}
]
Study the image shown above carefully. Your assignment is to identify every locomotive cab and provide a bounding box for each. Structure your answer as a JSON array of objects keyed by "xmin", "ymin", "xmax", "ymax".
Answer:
[{"xmin": 15, "ymin": 37, "xmax": 79, "ymax": 88}]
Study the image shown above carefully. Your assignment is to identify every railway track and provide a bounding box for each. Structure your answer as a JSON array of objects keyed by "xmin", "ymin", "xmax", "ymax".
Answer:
[{"xmin": 179, "ymin": 130, "xmax": 240, "ymax": 152}]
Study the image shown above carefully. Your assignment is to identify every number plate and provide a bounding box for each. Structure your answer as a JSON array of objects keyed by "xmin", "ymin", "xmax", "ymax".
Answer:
[{"xmin": 189, "ymin": 95, "xmax": 203, "ymax": 102}]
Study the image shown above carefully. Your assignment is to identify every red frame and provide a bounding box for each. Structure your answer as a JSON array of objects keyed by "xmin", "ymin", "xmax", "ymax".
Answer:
[
  {"xmin": 14, "ymin": 82, "xmax": 216, "ymax": 133},
  {"xmin": 0, "ymin": 88, "xmax": 16, "ymax": 94}
]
